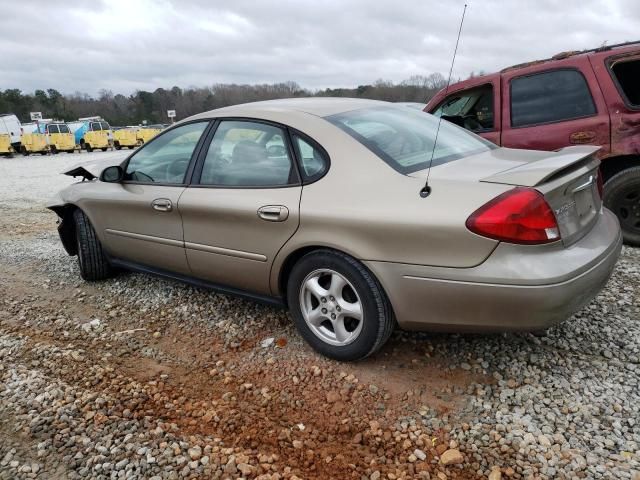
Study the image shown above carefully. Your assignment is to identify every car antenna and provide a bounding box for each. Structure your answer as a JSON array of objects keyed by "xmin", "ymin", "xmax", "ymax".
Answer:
[{"xmin": 420, "ymin": 3, "xmax": 468, "ymax": 198}]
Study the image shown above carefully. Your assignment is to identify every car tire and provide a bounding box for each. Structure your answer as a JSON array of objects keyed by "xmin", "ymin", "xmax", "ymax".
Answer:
[
  {"xmin": 73, "ymin": 209, "xmax": 113, "ymax": 281},
  {"xmin": 287, "ymin": 249, "xmax": 395, "ymax": 361},
  {"xmin": 603, "ymin": 167, "xmax": 640, "ymax": 246},
  {"xmin": 101, "ymin": 147, "xmax": 107, "ymax": 152}
]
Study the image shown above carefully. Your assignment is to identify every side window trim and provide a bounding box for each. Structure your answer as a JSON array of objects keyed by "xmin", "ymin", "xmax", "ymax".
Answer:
[
  {"xmin": 121, "ymin": 119, "xmax": 214, "ymax": 187},
  {"xmin": 508, "ymin": 67, "xmax": 598, "ymax": 129},
  {"xmin": 289, "ymin": 128, "xmax": 331, "ymax": 185},
  {"xmin": 189, "ymin": 117, "xmax": 302, "ymax": 189}
]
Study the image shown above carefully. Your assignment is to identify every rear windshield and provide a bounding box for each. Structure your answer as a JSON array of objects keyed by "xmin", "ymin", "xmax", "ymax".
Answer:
[{"xmin": 327, "ymin": 106, "xmax": 495, "ymax": 174}]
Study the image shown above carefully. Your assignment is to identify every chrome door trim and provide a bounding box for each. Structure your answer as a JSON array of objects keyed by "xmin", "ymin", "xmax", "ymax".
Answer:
[
  {"xmin": 184, "ymin": 241, "xmax": 267, "ymax": 262},
  {"xmin": 105, "ymin": 229, "xmax": 184, "ymax": 248}
]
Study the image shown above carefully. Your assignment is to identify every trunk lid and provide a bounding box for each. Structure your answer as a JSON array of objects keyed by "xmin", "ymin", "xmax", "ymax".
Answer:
[
  {"xmin": 480, "ymin": 146, "xmax": 602, "ymax": 246},
  {"xmin": 416, "ymin": 145, "xmax": 602, "ymax": 246}
]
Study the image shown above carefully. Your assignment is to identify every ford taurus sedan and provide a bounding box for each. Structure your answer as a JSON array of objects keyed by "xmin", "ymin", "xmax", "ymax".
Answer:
[{"xmin": 48, "ymin": 98, "xmax": 622, "ymax": 361}]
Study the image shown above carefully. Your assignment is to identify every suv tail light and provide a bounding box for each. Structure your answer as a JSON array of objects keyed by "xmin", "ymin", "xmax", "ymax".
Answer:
[{"xmin": 466, "ymin": 187, "xmax": 560, "ymax": 244}]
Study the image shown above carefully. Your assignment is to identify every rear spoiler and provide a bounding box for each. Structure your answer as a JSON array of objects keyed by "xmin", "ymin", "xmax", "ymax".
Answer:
[{"xmin": 481, "ymin": 146, "xmax": 601, "ymax": 187}]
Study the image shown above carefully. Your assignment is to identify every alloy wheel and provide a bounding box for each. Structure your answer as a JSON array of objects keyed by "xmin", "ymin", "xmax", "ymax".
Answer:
[{"xmin": 299, "ymin": 269, "xmax": 363, "ymax": 346}]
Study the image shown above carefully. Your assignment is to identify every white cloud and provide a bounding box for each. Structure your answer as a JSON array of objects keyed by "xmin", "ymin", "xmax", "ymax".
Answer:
[{"xmin": 0, "ymin": 0, "xmax": 637, "ymax": 95}]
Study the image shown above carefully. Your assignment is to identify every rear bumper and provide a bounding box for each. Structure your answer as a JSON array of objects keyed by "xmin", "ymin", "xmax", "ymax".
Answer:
[{"xmin": 365, "ymin": 208, "xmax": 622, "ymax": 332}]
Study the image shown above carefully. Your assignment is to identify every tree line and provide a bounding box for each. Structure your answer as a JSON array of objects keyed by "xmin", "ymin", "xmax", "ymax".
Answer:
[{"xmin": 0, "ymin": 73, "xmax": 447, "ymax": 126}]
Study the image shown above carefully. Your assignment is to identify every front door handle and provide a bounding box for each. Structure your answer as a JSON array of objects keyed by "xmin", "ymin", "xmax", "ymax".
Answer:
[
  {"xmin": 257, "ymin": 205, "xmax": 289, "ymax": 222},
  {"xmin": 151, "ymin": 198, "xmax": 172, "ymax": 212}
]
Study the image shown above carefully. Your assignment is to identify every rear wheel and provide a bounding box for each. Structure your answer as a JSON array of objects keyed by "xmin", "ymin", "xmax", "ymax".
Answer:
[
  {"xmin": 115, "ymin": 142, "xmax": 122, "ymax": 150},
  {"xmin": 604, "ymin": 167, "xmax": 640, "ymax": 246},
  {"xmin": 73, "ymin": 209, "xmax": 113, "ymax": 281},
  {"xmin": 287, "ymin": 249, "xmax": 394, "ymax": 361}
]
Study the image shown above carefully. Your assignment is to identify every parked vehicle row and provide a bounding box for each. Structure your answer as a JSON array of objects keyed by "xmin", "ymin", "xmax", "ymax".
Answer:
[
  {"xmin": 0, "ymin": 114, "xmax": 165, "ymax": 156},
  {"xmin": 426, "ymin": 40, "xmax": 640, "ymax": 245}
]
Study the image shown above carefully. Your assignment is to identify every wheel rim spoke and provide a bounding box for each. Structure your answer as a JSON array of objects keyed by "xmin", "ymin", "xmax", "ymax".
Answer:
[
  {"xmin": 333, "ymin": 317, "xmax": 350, "ymax": 343},
  {"xmin": 305, "ymin": 307, "xmax": 325, "ymax": 327},
  {"xmin": 329, "ymin": 273, "xmax": 347, "ymax": 299},
  {"xmin": 338, "ymin": 300, "xmax": 362, "ymax": 320},
  {"xmin": 305, "ymin": 276, "xmax": 329, "ymax": 300}
]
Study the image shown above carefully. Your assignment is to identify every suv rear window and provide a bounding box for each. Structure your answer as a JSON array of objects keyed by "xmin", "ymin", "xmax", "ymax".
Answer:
[
  {"xmin": 510, "ymin": 69, "xmax": 596, "ymax": 127},
  {"xmin": 327, "ymin": 106, "xmax": 495, "ymax": 174},
  {"xmin": 611, "ymin": 58, "xmax": 640, "ymax": 107}
]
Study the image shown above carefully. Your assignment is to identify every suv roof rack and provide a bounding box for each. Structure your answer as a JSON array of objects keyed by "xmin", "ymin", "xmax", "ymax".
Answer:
[{"xmin": 501, "ymin": 40, "xmax": 640, "ymax": 73}]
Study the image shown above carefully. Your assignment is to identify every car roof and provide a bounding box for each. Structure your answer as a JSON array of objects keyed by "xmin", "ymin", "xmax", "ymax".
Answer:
[{"xmin": 189, "ymin": 97, "xmax": 391, "ymax": 120}]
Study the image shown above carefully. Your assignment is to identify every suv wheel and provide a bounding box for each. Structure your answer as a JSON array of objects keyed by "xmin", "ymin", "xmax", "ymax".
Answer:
[
  {"xmin": 73, "ymin": 209, "xmax": 113, "ymax": 281},
  {"xmin": 604, "ymin": 167, "xmax": 640, "ymax": 246},
  {"xmin": 287, "ymin": 249, "xmax": 394, "ymax": 361}
]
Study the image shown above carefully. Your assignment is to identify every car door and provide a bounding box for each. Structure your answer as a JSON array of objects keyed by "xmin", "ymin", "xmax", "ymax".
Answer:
[
  {"xmin": 500, "ymin": 63, "xmax": 611, "ymax": 155},
  {"xmin": 87, "ymin": 121, "xmax": 210, "ymax": 275},
  {"xmin": 178, "ymin": 119, "xmax": 302, "ymax": 296}
]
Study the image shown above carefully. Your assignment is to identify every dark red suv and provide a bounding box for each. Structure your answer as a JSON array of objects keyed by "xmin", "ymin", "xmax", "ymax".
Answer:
[{"xmin": 426, "ymin": 41, "xmax": 640, "ymax": 245}]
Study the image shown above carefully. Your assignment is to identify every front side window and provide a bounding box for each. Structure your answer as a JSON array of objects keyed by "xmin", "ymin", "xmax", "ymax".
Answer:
[
  {"xmin": 611, "ymin": 58, "xmax": 640, "ymax": 107},
  {"xmin": 100, "ymin": 121, "xmax": 110, "ymax": 130},
  {"xmin": 199, "ymin": 120, "xmax": 296, "ymax": 186},
  {"xmin": 432, "ymin": 84, "xmax": 494, "ymax": 131},
  {"xmin": 510, "ymin": 69, "xmax": 596, "ymax": 127},
  {"xmin": 125, "ymin": 121, "xmax": 208, "ymax": 184},
  {"xmin": 328, "ymin": 106, "xmax": 495, "ymax": 174}
]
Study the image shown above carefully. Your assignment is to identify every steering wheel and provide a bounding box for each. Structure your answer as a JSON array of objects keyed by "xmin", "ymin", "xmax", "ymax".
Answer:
[
  {"xmin": 132, "ymin": 171, "xmax": 154, "ymax": 182},
  {"xmin": 462, "ymin": 115, "xmax": 482, "ymax": 131}
]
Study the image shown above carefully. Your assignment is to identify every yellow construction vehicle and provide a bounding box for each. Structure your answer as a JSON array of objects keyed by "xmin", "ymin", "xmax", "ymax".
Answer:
[
  {"xmin": 69, "ymin": 117, "xmax": 113, "ymax": 152},
  {"xmin": 0, "ymin": 133, "xmax": 14, "ymax": 156},
  {"xmin": 45, "ymin": 122, "xmax": 76, "ymax": 154},
  {"xmin": 113, "ymin": 127, "xmax": 138, "ymax": 149},
  {"xmin": 136, "ymin": 125, "xmax": 162, "ymax": 145},
  {"xmin": 20, "ymin": 123, "xmax": 49, "ymax": 155}
]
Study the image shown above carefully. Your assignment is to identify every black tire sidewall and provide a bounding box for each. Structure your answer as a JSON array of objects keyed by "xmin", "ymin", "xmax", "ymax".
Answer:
[
  {"xmin": 604, "ymin": 167, "xmax": 640, "ymax": 246},
  {"xmin": 287, "ymin": 250, "xmax": 387, "ymax": 361}
]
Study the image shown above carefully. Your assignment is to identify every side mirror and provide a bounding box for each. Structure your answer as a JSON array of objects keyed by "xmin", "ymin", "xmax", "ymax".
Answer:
[{"xmin": 101, "ymin": 165, "xmax": 124, "ymax": 183}]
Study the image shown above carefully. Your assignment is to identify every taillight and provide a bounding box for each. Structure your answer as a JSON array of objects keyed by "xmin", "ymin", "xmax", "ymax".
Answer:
[
  {"xmin": 466, "ymin": 187, "xmax": 560, "ymax": 244},
  {"xmin": 596, "ymin": 169, "xmax": 604, "ymax": 199}
]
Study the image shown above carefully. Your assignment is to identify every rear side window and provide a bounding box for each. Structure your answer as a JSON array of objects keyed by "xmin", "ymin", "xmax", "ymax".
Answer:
[
  {"xmin": 292, "ymin": 134, "xmax": 328, "ymax": 182},
  {"xmin": 510, "ymin": 69, "xmax": 596, "ymax": 127},
  {"xmin": 611, "ymin": 59, "xmax": 640, "ymax": 107}
]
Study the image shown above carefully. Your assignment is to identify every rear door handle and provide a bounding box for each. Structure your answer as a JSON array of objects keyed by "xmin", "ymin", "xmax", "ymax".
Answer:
[
  {"xmin": 151, "ymin": 198, "xmax": 172, "ymax": 212},
  {"xmin": 257, "ymin": 205, "xmax": 289, "ymax": 222}
]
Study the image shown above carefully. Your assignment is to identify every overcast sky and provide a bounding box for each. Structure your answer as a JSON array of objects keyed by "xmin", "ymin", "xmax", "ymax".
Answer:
[{"xmin": 1, "ymin": 0, "xmax": 638, "ymax": 96}]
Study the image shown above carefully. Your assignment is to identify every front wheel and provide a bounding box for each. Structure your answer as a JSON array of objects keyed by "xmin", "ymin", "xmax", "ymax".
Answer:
[
  {"xmin": 73, "ymin": 209, "xmax": 114, "ymax": 281},
  {"xmin": 603, "ymin": 166, "xmax": 640, "ymax": 246},
  {"xmin": 287, "ymin": 250, "xmax": 395, "ymax": 361}
]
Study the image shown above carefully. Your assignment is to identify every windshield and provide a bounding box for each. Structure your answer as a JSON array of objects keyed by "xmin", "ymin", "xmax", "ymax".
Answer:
[{"xmin": 327, "ymin": 106, "xmax": 495, "ymax": 174}]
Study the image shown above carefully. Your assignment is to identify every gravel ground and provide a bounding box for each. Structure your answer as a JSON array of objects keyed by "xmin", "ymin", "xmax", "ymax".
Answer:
[{"xmin": 0, "ymin": 151, "xmax": 638, "ymax": 480}]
